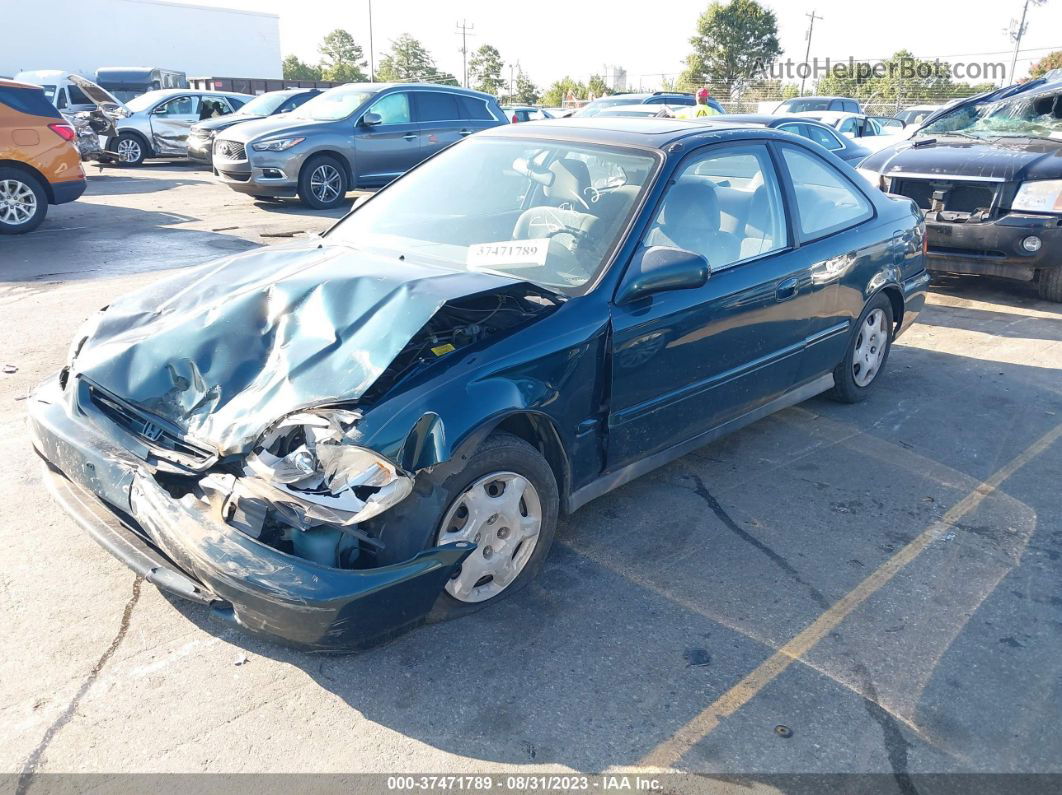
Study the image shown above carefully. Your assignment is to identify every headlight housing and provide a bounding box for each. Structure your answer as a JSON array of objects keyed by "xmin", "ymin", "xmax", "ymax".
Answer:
[
  {"xmin": 1011, "ymin": 180, "xmax": 1062, "ymax": 213},
  {"xmin": 236, "ymin": 409, "xmax": 412, "ymax": 527},
  {"xmin": 251, "ymin": 137, "xmax": 305, "ymax": 152}
]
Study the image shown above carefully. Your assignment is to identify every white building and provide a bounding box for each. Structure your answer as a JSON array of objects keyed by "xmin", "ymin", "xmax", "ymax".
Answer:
[{"xmin": 2, "ymin": 0, "xmax": 281, "ymax": 80}]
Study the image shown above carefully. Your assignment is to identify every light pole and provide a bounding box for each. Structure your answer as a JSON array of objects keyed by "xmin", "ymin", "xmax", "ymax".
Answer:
[
  {"xmin": 800, "ymin": 10, "xmax": 823, "ymax": 96},
  {"xmin": 367, "ymin": 0, "xmax": 375, "ymax": 81},
  {"xmin": 1008, "ymin": 0, "xmax": 1032, "ymax": 86}
]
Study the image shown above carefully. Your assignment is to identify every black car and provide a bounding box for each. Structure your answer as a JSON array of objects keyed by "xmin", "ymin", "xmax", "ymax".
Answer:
[
  {"xmin": 187, "ymin": 88, "xmax": 320, "ymax": 165},
  {"xmin": 710, "ymin": 114, "xmax": 872, "ymax": 164},
  {"xmin": 859, "ymin": 71, "xmax": 1062, "ymax": 301},
  {"xmin": 30, "ymin": 117, "xmax": 927, "ymax": 650}
]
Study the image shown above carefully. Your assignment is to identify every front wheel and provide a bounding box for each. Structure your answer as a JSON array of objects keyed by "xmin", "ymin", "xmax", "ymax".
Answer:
[
  {"xmin": 369, "ymin": 433, "xmax": 559, "ymax": 613},
  {"xmin": 0, "ymin": 168, "xmax": 47, "ymax": 234},
  {"xmin": 829, "ymin": 293, "xmax": 894, "ymax": 403},
  {"xmin": 298, "ymin": 155, "xmax": 347, "ymax": 209},
  {"xmin": 113, "ymin": 133, "xmax": 146, "ymax": 166}
]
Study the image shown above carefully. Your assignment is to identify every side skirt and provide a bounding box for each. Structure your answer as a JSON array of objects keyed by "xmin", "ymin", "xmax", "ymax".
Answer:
[{"xmin": 568, "ymin": 373, "xmax": 835, "ymax": 513}]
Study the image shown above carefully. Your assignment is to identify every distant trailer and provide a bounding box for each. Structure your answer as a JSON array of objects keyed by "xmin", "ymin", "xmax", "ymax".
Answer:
[{"xmin": 188, "ymin": 77, "xmax": 349, "ymax": 95}]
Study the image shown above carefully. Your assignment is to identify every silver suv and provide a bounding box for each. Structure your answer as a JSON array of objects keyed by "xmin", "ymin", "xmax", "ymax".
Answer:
[{"xmin": 213, "ymin": 83, "xmax": 507, "ymax": 208}]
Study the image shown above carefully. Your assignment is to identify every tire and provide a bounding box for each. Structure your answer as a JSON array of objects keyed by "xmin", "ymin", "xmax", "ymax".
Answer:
[
  {"xmin": 369, "ymin": 432, "xmax": 559, "ymax": 616},
  {"xmin": 829, "ymin": 292, "xmax": 894, "ymax": 403},
  {"xmin": 0, "ymin": 168, "xmax": 48, "ymax": 235},
  {"xmin": 113, "ymin": 133, "xmax": 147, "ymax": 166},
  {"xmin": 298, "ymin": 155, "xmax": 348, "ymax": 209},
  {"xmin": 1037, "ymin": 268, "xmax": 1062, "ymax": 303}
]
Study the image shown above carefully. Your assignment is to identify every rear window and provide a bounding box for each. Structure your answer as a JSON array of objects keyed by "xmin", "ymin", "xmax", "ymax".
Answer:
[
  {"xmin": 416, "ymin": 91, "xmax": 461, "ymax": 122},
  {"xmin": 459, "ymin": 95, "xmax": 494, "ymax": 120},
  {"xmin": 0, "ymin": 86, "xmax": 62, "ymax": 118}
]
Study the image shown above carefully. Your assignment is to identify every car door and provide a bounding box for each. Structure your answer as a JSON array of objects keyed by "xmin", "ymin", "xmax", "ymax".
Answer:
[
  {"xmin": 414, "ymin": 91, "xmax": 468, "ymax": 160},
  {"xmin": 355, "ymin": 91, "xmax": 419, "ymax": 186},
  {"xmin": 148, "ymin": 94, "xmax": 200, "ymax": 154},
  {"xmin": 607, "ymin": 142, "xmax": 822, "ymax": 468},
  {"xmin": 773, "ymin": 142, "xmax": 878, "ymax": 382}
]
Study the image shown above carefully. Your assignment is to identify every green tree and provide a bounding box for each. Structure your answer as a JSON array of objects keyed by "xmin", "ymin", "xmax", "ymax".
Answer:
[
  {"xmin": 1029, "ymin": 50, "xmax": 1062, "ymax": 79},
  {"xmin": 376, "ymin": 34, "xmax": 453, "ymax": 84},
  {"xmin": 469, "ymin": 44, "xmax": 505, "ymax": 95},
  {"xmin": 282, "ymin": 54, "xmax": 322, "ymax": 81},
  {"xmin": 587, "ymin": 74, "xmax": 612, "ymax": 98},
  {"xmin": 816, "ymin": 50, "xmax": 967, "ymax": 109},
  {"xmin": 541, "ymin": 76, "xmax": 587, "ymax": 107},
  {"xmin": 679, "ymin": 0, "xmax": 782, "ymax": 94},
  {"xmin": 318, "ymin": 29, "xmax": 367, "ymax": 82},
  {"xmin": 512, "ymin": 69, "xmax": 539, "ymax": 104}
]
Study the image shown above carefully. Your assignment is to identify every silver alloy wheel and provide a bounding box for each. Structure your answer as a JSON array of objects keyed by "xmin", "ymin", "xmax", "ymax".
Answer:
[
  {"xmin": 852, "ymin": 308, "xmax": 888, "ymax": 387},
  {"xmin": 437, "ymin": 472, "xmax": 543, "ymax": 603},
  {"xmin": 309, "ymin": 164, "xmax": 342, "ymax": 203},
  {"xmin": 116, "ymin": 137, "xmax": 142, "ymax": 163},
  {"xmin": 0, "ymin": 178, "xmax": 36, "ymax": 226}
]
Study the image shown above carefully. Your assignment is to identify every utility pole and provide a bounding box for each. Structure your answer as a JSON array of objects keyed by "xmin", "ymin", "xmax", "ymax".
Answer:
[
  {"xmin": 800, "ymin": 10, "xmax": 823, "ymax": 96},
  {"xmin": 455, "ymin": 20, "xmax": 475, "ymax": 88},
  {"xmin": 509, "ymin": 63, "xmax": 515, "ymax": 103},
  {"xmin": 1008, "ymin": 0, "xmax": 1037, "ymax": 86},
  {"xmin": 367, "ymin": 0, "xmax": 375, "ymax": 81}
]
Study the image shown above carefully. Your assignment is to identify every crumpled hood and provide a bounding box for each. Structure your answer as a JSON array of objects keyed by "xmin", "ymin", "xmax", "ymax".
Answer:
[
  {"xmin": 71, "ymin": 242, "xmax": 520, "ymax": 455},
  {"xmin": 865, "ymin": 137, "xmax": 1062, "ymax": 181}
]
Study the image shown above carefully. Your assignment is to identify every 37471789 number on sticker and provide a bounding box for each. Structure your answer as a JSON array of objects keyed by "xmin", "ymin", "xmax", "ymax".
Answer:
[{"xmin": 467, "ymin": 238, "xmax": 550, "ymax": 269}]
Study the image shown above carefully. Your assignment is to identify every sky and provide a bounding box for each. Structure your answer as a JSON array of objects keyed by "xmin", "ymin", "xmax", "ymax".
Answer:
[{"xmin": 172, "ymin": 0, "xmax": 1062, "ymax": 89}]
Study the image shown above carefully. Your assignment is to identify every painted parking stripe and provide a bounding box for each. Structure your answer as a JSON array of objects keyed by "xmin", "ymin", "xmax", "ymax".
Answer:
[{"xmin": 640, "ymin": 420, "xmax": 1062, "ymax": 769}]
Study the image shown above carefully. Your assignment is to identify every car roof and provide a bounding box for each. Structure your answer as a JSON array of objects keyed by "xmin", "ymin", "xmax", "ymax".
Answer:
[
  {"xmin": 795, "ymin": 110, "xmax": 862, "ymax": 121},
  {"xmin": 0, "ymin": 78, "xmax": 44, "ymax": 91},
  {"xmin": 325, "ymin": 82, "xmax": 496, "ymax": 99},
  {"xmin": 135, "ymin": 88, "xmax": 252, "ymax": 101},
  {"xmin": 481, "ymin": 116, "xmax": 778, "ymax": 149}
]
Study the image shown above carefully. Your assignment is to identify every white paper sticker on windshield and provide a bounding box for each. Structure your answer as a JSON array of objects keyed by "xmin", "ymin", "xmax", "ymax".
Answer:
[{"xmin": 467, "ymin": 239, "xmax": 549, "ymax": 269}]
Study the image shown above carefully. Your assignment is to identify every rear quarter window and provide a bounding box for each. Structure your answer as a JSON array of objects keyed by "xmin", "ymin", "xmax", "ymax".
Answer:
[
  {"xmin": 459, "ymin": 95, "xmax": 495, "ymax": 120},
  {"xmin": 0, "ymin": 86, "xmax": 62, "ymax": 119}
]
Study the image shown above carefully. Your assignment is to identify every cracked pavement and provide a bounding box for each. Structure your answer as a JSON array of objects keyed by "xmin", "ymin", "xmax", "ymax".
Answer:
[{"xmin": 1, "ymin": 163, "xmax": 1061, "ymax": 781}]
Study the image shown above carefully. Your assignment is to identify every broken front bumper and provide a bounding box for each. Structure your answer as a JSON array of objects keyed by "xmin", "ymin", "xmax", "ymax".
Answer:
[
  {"xmin": 28, "ymin": 376, "xmax": 474, "ymax": 651},
  {"xmin": 926, "ymin": 212, "xmax": 1062, "ymax": 281}
]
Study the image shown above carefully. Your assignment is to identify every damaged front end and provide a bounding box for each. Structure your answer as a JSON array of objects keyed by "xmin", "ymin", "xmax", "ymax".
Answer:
[{"xmin": 31, "ymin": 243, "xmax": 560, "ymax": 649}]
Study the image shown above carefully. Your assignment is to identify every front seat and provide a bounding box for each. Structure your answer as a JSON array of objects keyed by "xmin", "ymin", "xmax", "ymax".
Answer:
[
  {"xmin": 646, "ymin": 180, "xmax": 739, "ymax": 268},
  {"xmin": 544, "ymin": 157, "xmax": 591, "ymax": 208}
]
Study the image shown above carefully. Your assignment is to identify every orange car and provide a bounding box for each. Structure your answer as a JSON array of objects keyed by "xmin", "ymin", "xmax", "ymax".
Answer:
[{"xmin": 0, "ymin": 79, "xmax": 86, "ymax": 234}]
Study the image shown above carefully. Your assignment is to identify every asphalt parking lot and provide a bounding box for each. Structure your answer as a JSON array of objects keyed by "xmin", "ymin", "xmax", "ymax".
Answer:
[{"xmin": 2, "ymin": 162, "xmax": 1061, "ymax": 784}]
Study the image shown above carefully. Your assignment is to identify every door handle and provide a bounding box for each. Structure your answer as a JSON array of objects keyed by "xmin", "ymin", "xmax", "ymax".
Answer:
[
  {"xmin": 776, "ymin": 277, "xmax": 799, "ymax": 301},
  {"xmin": 458, "ymin": 128, "xmax": 472, "ymax": 136},
  {"xmin": 403, "ymin": 132, "xmax": 417, "ymax": 141}
]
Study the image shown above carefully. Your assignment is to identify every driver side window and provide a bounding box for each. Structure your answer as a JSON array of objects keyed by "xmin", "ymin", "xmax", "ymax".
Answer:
[
  {"xmin": 646, "ymin": 145, "xmax": 787, "ymax": 271},
  {"xmin": 155, "ymin": 96, "xmax": 198, "ymax": 116},
  {"xmin": 368, "ymin": 92, "xmax": 410, "ymax": 125}
]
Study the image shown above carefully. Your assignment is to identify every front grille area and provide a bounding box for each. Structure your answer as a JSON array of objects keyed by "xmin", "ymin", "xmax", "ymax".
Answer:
[
  {"xmin": 213, "ymin": 139, "xmax": 246, "ymax": 161},
  {"xmin": 83, "ymin": 382, "xmax": 215, "ymax": 469},
  {"xmin": 891, "ymin": 178, "xmax": 1000, "ymax": 214}
]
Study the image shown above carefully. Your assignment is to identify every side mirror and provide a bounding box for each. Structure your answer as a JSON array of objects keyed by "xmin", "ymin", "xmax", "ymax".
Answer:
[
  {"xmin": 617, "ymin": 246, "xmax": 710, "ymax": 304},
  {"xmin": 361, "ymin": 112, "xmax": 382, "ymax": 127}
]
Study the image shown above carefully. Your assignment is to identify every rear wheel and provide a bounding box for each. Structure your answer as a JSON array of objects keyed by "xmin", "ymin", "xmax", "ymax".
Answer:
[
  {"xmin": 298, "ymin": 155, "xmax": 347, "ymax": 209},
  {"xmin": 113, "ymin": 133, "xmax": 146, "ymax": 166},
  {"xmin": 1037, "ymin": 268, "xmax": 1062, "ymax": 303},
  {"xmin": 0, "ymin": 169, "xmax": 47, "ymax": 235},
  {"xmin": 829, "ymin": 292, "xmax": 894, "ymax": 403}
]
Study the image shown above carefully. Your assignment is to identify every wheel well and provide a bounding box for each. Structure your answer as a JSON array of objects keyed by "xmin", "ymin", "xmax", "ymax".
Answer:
[
  {"xmin": 492, "ymin": 413, "xmax": 571, "ymax": 513},
  {"xmin": 880, "ymin": 285, "xmax": 904, "ymax": 333},
  {"xmin": 300, "ymin": 151, "xmax": 353, "ymax": 186},
  {"xmin": 0, "ymin": 160, "xmax": 54, "ymax": 203}
]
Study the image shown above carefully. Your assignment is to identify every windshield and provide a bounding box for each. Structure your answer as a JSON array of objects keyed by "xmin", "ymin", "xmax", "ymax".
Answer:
[
  {"xmin": 574, "ymin": 96, "xmax": 644, "ymax": 117},
  {"xmin": 919, "ymin": 90, "xmax": 1062, "ymax": 140},
  {"xmin": 325, "ymin": 137, "xmax": 659, "ymax": 295},
  {"xmin": 236, "ymin": 92, "xmax": 291, "ymax": 116},
  {"xmin": 779, "ymin": 98, "xmax": 831, "ymax": 113},
  {"xmin": 293, "ymin": 87, "xmax": 375, "ymax": 121}
]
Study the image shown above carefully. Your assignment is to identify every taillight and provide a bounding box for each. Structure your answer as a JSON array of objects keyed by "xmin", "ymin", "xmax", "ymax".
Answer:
[
  {"xmin": 511, "ymin": 114, "xmax": 519, "ymax": 123},
  {"xmin": 48, "ymin": 122, "xmax": 77, "ymax": 142}
]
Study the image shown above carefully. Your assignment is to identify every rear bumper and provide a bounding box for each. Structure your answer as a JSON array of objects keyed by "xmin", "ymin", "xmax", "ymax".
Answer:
[
  {"xmin": 50, "ymin": 178, "xmax": 87, "ymax": 205},
  {"xmin": 925, "ymin": 212, "xmax": 1062, "ymax": 281},
  {"xmin": 28, "ymin": 375, "xmax": 474, "ymax": 651}
]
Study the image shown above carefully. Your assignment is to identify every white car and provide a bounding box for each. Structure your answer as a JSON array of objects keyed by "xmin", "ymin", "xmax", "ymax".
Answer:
[{"xmin": 795, "ymin": 110, "xmax": 908, "ymax": 153}]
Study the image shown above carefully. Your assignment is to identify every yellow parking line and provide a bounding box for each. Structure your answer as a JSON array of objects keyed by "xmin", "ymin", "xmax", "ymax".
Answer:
[{"xmin": 640, "ymin": 421, "xmax": 1062, "ymax": 769}]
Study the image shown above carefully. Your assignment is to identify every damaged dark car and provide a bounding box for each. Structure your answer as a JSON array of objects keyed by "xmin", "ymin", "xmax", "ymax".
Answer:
[
  {"xmin": 858, "ymin": 70, "xmax": 1062, "ymax": 301},
  {"xmin": 30, "ymin": 118, "xmax": 928, "ymax": 650}
]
